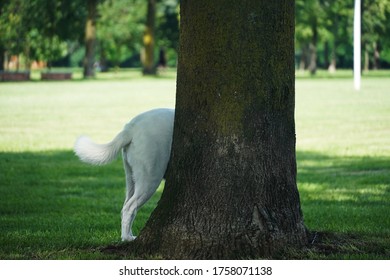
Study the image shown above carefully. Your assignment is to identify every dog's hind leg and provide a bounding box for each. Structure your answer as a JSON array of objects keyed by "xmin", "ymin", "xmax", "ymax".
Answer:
[
  {"xmin": 123, "ymin": 148, "xmax": 135, "ymax": 201},
  {"xmin": 121, "ymin": 196, "xmax": 137, "ymax": 242},
  {"xmin": 120, "ymin": 170, "xmax": 163, "ymax": 241},
  {"xmin": 121, "ymin": 186, "xmax": 159, "ymax": 242},
  {"xmin": 121, "ymin": 148, "xmax": 137, "ymax": 241}
]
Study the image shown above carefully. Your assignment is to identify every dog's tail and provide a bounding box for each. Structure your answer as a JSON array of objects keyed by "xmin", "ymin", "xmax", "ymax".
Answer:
[{"xmin": 74, "ymin": 128, "xmax": 132, "ymax": 166}]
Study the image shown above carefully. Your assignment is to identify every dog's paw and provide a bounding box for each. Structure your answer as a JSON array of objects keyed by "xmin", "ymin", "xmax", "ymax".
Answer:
[{"xmin": 121, "ymin": 235, "xmax": 137, "ymax": 242}]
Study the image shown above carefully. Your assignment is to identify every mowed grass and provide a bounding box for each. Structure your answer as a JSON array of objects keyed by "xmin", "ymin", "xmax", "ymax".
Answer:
[
  {"xmin": 0, "ymin": 75, "xmax": 175, "ymax": 259},
  {"xmin": 0, "ymin": 72, "xmax": 389, "ymax": 259},
  {"xmin": 294, "ymin": 78, "xmax": 390, "ymax": 259}
]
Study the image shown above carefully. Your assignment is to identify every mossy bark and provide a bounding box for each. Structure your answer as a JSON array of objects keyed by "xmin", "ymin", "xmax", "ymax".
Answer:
[{"xmin": 134, "ymin": 0, "xmax": 307, "ymax": 259}]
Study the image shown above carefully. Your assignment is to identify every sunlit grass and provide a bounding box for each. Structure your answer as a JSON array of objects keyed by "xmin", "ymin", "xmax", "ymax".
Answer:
[
  {"xmin": 0, "ymin": 72, "xmax": 389, "ymax": 259},
  {"xmin": 293, "ymin": 77, "xmax": 390, "ymax": 258},
  {"xmin": 297, "ymin": 153, "xmax": 390, "ymax": 235},
  {"xmin": 0, "ymin": 78, "xmax": 175, "ymax": 152},
  {"xmin": 0, "ymin": 76, "xmax": 174, "ymax": 259},
  {"xmin": 295, "ymin": 78, "xmax": 390, "ymax": 156}
]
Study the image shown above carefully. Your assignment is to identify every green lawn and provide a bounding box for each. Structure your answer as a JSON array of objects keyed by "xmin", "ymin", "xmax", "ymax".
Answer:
[{"xmin": 0, "ymin": 71, "xmax": 389, "ymax": 259}]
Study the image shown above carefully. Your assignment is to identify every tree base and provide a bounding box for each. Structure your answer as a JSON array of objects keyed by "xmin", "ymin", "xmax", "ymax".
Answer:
[
  {"xmin": 102, "ymin": 230, "xmax": 389, "ymax": 260},
  {"xmin": 129, "ymin": 224, "xmax": 309, "ymax": 259},
  {"xmin": 41, "ymin": 72, "xmax": 72, "ymax": 80},
  {"xmin": 142, "ymin": 68, "xmax": 157, "ymax": 75},
  {"xmin": 102, "ymin": 228, "xmax": 309, "ymax": 260}
]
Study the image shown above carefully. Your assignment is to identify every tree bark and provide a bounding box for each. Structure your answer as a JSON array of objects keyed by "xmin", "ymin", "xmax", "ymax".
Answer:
[
  {"xmin": 364, "ymin": 44, "xmax": 369, "ymax": 71},
  {"xmin": 0, "ymin": 44, "xmax": 4, "ymax": 71},
  {"xmin": 308, "ymin": 21, "xmax": 318, "ymax": 75},
  {"xmin": 299, "ymin": 44, "xmax": 308, "ymax": 71},
  {"xmin": 0, "ymin": 2, "xmax": 3, "ymax": 71},
  {"xmin": 324, "ymin": 41, "xmax": 330, "ymax": 69},
  {"xmin": 134, "ymin": 0, "xmax": 307, "ymax": 259},
  {"xmin": 83, "ymin": 0, "xmax": 97, "ymax": 78},
  {"xmin": 142, "ymin": 0, "xmax": 156, "ymax": 75},
  {"xmin": 372, "ymin": 41, "xmax": 379, "ymax": 70},
  {"xmin": 328, "ymin": 42, "xmax": 337, "ymax": 73}
]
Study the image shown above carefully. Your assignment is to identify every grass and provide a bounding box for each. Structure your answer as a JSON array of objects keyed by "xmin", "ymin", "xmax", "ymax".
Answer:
[
  {"xmin": 294, "ymin": 77, "xmax": 390, "ymax": 259},
  {"xmin": 0, "ymin": 70, "xmax": 389, "ymax": 259}
]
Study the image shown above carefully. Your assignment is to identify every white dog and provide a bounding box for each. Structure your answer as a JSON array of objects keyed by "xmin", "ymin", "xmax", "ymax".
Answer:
[{"xmin": 74, "ymin": 108, "xmax": 174, "ymax": 241}]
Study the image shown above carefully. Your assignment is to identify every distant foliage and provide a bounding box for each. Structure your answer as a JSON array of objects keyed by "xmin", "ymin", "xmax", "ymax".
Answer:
[
  {"xmin": 296, "ymin": 0, "xmax": 390, "ymax": 71},
  {"xmin": 1, "ymin": 0, "xmax": 389, "ymax": 71}
]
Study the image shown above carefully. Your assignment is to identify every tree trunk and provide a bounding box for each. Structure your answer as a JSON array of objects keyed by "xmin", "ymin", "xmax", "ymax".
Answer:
[
  {"xmin": 0, "ymin": 3, "xmax": 5, "ymax": 72},
  {"xmin": 0, "ymin": 44, "xmax": 4, "ymax": 71},
  {"xmin": 364, "ymin": 44, "xmax": 369, "ymax": 71},
  {"xmin": 83, "ymin": 0, "xmax": 97, "ymax": 78},
  {"xmin": 142, "ymin": 0, "xmax": 156, "ymax": 75},
  {"xmin": 134, "ymin": 0, "xmax": 307, "ymax": 259},
  {"xmin": 372, "ymin": 41, "xmax": 379, "ymax": 70},
  {"xmin": 324, "ymin": 41, "xmax": 330, "ymax": 69},
  {"xmin": 308, "ymin": 21, "xmax": 318, "ymax": 75},
  {"xmin": 328, "ymin": 43, "xmax": 337, "ymax": 73},
  {"xmin": 299, "ymin": 44, "xmax": 308, "ymax": 72}
]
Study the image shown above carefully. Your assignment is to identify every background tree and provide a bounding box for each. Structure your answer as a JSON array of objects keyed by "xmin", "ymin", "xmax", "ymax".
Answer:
[
  {"xmin": 142, "ymin": 0, "xmax": 156, "ymax": 75},
  {"xmin": 0, "ymin": 0, "xmax": 6, "ymax": 70},
  {"xmin": 95, "ymin": 0, "xmax": 179, "ymax": 71},
  {"xmin": 0, "ymin": 0, "xmax": 85, "ymax": 71},
  {"xmin": 2, "ymin": 0, "xmax": 390, "ymax": 74},
  {"xmin": 27, "ymin": 0, "xmax": 85, "ymax": 68},
  {"xmin": 134, "ymin": 0, "xmax": 307, "ymax": 259},
  {"xmin": 0, "ymin": 0, "xmax": 28, "ymax": 70},
  {"xmin": 97, "ymin": 0, "xmax": 145, "ymax": 70},
  {"xmin": 296, "ymin": 0, "xmax": 326, "ymax": 74},
  {"xmin": 155, "ymin": 0, "xmax": 179, "ymax": 67},
  {"xmin": 83, "ymin": 0, "xmax": 98, "ymax": 78},
  {"xmin": 321, "ymin": 0, "xmax": 353, "ymax": 72},
  {"xmin": 362, "ymin": 0, "xmax": 390, "ymax": 70}
]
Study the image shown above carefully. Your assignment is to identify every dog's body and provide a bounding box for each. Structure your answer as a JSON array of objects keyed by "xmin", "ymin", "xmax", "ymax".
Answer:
[{"xmin": 74, "ymin": 108, "xmax": 174, "ymax": 241}]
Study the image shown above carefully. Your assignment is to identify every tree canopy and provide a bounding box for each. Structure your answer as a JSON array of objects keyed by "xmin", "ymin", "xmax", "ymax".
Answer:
[
  {"xmin": 0, "ymin": 0, "xmax": 85, "ymax": 68},
  {"xmin": 296, "ymin": 0, "xmax": 390, "ymax": 71},
  {"xmin": 1, "ymin": 0, "xmax": 389, "ymax": 73},
  {"xmin": 0, "ymin": 0, "xmax": 179, "ymax": 72}
]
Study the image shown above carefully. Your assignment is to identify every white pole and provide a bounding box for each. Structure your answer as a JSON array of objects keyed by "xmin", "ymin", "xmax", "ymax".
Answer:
[{"xmin": 354, "ymin": 0, "xmax": 361, "ymax": 91}]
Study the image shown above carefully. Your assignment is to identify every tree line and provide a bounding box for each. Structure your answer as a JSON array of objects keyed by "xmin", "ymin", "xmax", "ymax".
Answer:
[
  {"xmin": 0, "ymin": 0, "xmax": 178, "ymax": 77},
  {"xmin": 0, "ymin": 0, "xmax": 389, "ymax": 78},
  {"xmin": 296, "ymin": 0, "xmax": 390, "ymax": 73}
]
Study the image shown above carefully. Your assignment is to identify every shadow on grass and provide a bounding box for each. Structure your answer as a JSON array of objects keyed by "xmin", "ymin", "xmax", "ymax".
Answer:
[
  {"xmin": 101, "ymin": 151, "xmax": 390, "ymax": 259},
  {"xmin": 0, "ymin": 150, "xmax": 389, "ymax": 259},
  {"xmin": 297, "ymin": 151, "xmax": 390, "ymax": 231},
  {"xmin": 295, "ymin": 151, "xmax": 390, "ymax": 259},
  {"xmin": 0, "ymin": 150, "xmax": 161, "ymax": 259},
  {"xmin": 278, "ymin": 231, "xmax": 390, "ymax": 260}
]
